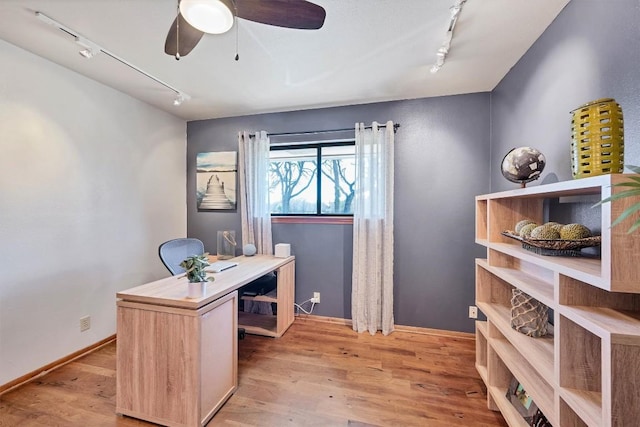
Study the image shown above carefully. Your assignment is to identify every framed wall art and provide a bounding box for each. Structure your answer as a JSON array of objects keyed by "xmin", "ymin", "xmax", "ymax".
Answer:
[{"xmin": 196, "ymin": 151, "xmax": 237, "ymax": 210}]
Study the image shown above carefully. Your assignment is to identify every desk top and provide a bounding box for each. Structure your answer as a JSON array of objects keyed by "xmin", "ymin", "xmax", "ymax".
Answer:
[{"xmin": 117, "ymin": 255, "xmax": 294, "ymax": 310}]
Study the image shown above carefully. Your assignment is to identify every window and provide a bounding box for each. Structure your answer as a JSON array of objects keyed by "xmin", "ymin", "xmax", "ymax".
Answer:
[{"xmin": 269, "ymin": 141, "xmax": 355, "ymax": 215}]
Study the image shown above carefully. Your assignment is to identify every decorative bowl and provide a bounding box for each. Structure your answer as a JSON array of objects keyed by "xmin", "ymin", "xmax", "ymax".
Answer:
[{"xmin": 501, "ymin": 231, "xmax": 601, "ymax": 257}]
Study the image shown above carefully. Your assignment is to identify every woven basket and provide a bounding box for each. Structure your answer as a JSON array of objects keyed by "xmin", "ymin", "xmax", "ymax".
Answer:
[
  {"xmin": 571, "ymin": 98, "xmax": 624, "ymax": 179},
  {"xmin": 511, "ymin": 289, "xmax": 548, "ymax": 337}
]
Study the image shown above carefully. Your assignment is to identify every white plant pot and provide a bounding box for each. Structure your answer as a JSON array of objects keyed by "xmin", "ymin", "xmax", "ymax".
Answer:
[{"xmin": 187, "ymin": 282, "xmax": 206, "ymax": 299}]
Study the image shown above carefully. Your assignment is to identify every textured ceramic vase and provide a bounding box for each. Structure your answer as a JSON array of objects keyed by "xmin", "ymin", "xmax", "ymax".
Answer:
[{"xmin": 571, "ymin": 98, "xmax": 624, "ymax": 179}]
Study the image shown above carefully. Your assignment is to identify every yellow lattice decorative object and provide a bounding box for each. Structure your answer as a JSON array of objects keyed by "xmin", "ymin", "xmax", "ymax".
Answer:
[{"xmin": 571, "ymin": 98, "xmax": 624, "ymax": 179}]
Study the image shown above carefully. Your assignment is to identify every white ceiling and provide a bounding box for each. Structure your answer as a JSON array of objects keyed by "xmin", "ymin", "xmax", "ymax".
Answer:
[{"xmin": 0, "ymin": 0, "xmax": 570, "ymax": 121}]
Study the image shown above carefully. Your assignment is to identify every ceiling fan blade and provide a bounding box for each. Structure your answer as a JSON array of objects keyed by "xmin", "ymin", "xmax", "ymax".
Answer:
[
  {"xmin": 235, "ymin": 0, "xmax": 326, "ymax": 30},
  {"xmin": 164, "ymin": 13, "xmax": 204, "ymax": 57}
]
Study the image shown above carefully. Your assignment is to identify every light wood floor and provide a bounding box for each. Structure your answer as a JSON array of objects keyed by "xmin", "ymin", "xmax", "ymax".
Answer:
[{"xmin": 0, "ymin": 318, "xmax": 506, "ymax": 426}]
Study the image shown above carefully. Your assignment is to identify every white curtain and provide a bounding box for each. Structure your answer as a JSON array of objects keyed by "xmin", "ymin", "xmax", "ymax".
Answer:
[
  {"xmin": 351, "ymin": 121, "xmax": 395, "ymax": 335},
  {"xmin": 238, "ymin": 131, "xmax": 273, "ymax": 255}
]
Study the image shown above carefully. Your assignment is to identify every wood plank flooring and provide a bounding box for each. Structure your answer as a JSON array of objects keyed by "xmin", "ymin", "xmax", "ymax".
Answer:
[{"xmin": 0, "ymin": 318, "xmax": 506, "ymax": 426}]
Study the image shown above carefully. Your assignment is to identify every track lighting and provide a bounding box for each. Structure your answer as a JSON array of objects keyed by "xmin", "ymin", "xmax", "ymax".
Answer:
[
  {"xmin": 179, "ymin": 0, "xmax": 234, "ymax": 34},
  {"xmin": 35, "ymin": 11, "xmax": 190, "ymax": 107},
  {"xmin": 429, "ymin": 0, "xmax": 466, "ymax": 74}
]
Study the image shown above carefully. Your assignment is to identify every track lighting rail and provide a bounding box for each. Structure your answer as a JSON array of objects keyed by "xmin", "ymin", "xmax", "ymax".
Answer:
[{"xmin": 35, "ymin": 11, "xmax": 190, "ymax": 106}]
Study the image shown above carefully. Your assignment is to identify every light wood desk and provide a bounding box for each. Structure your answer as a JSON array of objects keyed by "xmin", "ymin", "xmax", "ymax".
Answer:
[{"xmin": 115, "ymin": 255, "xmax": 295, "ymax": 427}]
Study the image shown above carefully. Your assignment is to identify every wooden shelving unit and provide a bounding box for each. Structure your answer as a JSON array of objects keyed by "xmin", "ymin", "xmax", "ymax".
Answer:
[{"xmin": 475, "ymin": 174, "xmax": 640, "ymax": 427}]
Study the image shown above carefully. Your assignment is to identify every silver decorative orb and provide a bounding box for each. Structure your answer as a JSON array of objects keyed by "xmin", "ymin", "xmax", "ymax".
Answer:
[
  {"xmin": 501, "ymin": 147, "xmax": 546, "ymax": 186},
  {"xmin": 243, "ymin": 243, "xmax": 257, "ymax": 256}
]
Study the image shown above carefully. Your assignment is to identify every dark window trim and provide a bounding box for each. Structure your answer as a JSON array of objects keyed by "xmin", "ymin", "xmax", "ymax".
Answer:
[{"xmin": 270, "ymin": 140, "xmax": 355, "ymax": 217}]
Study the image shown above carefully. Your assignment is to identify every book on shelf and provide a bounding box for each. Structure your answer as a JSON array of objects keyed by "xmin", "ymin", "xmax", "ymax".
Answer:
[
  {"xmin": 530, "ymin": 409, "xmax": 552, "ymax": 427},
  {"xmin": 506, "ymin": 377, "xmax": 538, "ymax": 423}
]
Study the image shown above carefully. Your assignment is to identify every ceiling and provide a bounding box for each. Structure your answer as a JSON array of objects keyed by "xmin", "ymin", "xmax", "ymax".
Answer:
[{"xmin": 0, "ymin": 0, "xmax": 570, "ymax": 121}]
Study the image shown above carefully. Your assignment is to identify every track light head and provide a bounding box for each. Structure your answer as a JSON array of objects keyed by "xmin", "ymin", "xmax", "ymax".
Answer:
[
  {"xmin": 173, "ymin": 93, "xmax": 191, "ymax": 106},
  {"xmin": 75, "ymin": 37, "xmax": 101, "ymax": 59},
  {"xmin": 78, "ymin": 48, "xmax": 95, "ymax": 59},
  {"xmin": 429, "ymin": 0, "xmax": 467, "ymax": 75}
]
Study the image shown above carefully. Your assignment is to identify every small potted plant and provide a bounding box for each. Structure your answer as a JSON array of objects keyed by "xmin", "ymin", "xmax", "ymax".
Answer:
[{"xmin": 180, "ymin": 253, "xmax": 215, "ymax": 298}]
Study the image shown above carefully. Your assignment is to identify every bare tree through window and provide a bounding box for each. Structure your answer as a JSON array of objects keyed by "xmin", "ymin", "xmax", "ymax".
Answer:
[
  {"xmin": 269, "ymin": 142, "xmax": 354, "ymax": 215},
  {"xmin": 269, "ymin": 161, "xmax": 316, "ymax": 213}
]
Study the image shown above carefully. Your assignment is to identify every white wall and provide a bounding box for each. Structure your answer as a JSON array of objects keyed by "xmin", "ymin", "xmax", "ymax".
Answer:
[{"xmin": 0, "ymin": 39, "xmax": 187, "ymax": 385}]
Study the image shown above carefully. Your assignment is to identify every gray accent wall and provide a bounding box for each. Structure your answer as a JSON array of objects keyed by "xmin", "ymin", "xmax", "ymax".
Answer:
[
  {"xmin": 187, "ymin": 94, "xmax": 491, "ymax": 333},
  {"xmin": 491, "ymin": 0, "xmax": 640, "ymax": 192},
  {"xmin": 186, "ymin": 0, "xmax": 640, "ymax": 334}
]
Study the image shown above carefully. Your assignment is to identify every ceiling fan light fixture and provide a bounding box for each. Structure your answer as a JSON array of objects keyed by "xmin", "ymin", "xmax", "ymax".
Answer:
[{"xmin": 179, "ymin": 0, "xmax": 234, "ymax": 34}]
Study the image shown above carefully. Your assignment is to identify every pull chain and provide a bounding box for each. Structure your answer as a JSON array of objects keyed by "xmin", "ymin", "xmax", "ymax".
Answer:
[
  {"xmin": 175, "ymin": 0, "xmax": 181, "ymax": 60},
  {"xmin": 234, "ymin": 1, "xmax": 239, "ymax": 61}
]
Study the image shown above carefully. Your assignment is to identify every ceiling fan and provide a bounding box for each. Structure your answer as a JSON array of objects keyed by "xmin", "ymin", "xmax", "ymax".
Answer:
[{"xmin": 165, "ymin": 0, "xmax": 326, "ymax": 59}]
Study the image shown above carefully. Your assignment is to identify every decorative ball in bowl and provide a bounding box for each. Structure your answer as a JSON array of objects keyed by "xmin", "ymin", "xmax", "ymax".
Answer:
[{"xmin": 501, "ymin": 147, "xmax": 546, "ymax": 187}]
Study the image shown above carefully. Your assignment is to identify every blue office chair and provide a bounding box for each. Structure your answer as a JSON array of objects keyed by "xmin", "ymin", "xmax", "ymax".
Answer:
[{"xmin": 158, "ymin": 238, "xmax": 205, "ymax": 275}]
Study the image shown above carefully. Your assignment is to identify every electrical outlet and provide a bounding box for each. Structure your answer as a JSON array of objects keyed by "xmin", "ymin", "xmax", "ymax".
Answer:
[
  {"xmin": 468, "ymin": 306, "xmax": 478, "ymax": 319},
  {"xmin": 311, "ymin": 292, "xmax": 321, "ymax": 304},
  {"xmin": 80, "ymin": 316, "xmax": 91, "ymax": 332}
]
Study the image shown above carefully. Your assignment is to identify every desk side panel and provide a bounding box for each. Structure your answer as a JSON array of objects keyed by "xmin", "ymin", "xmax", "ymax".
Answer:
[
  {"xmin": 276, "ymin": 261, "xmax": 296, "ymax": 336},
  {"xmin": 116, "ymin": 305, "xmax": 199, "ymax": 427},
  {"xmin": 200, "ymin": 291, "xmax": 238, "ymax": 424}
]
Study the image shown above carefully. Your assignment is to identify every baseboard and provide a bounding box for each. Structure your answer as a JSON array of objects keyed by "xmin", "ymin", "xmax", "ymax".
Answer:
[
  {"xmin": 295, "ymin": 314, "xmax": 475, "ymax": 340},
  {"xmin": 393, "ymin": 324, "xmax": 475, "ymax": 340},
  {"xmin": 0, "ymin": 334, "xmax": 116, "ymax": 395},
  {"xmin": 295, "ymin": 314, "xmax": 352, "ymax": 326}
]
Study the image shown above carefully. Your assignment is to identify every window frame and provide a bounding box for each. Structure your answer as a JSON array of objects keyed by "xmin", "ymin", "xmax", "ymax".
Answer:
[{"xmin": 269, "ymin": 140, "xmax": 355, "ymax": 218}]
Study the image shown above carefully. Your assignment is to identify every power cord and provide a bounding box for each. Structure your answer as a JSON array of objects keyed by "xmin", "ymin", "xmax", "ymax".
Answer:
[{"xmin": 294, "ymin": 298, "xmax": 316, "ymax": 315}]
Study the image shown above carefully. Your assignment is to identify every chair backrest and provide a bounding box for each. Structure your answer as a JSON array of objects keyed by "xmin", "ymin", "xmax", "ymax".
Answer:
[{"xmin": 159, "ymin": 238, "xmax": 205, "ymax": 275}]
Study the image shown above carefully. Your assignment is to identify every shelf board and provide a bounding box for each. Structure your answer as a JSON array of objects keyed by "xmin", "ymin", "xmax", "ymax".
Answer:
[
  {"xmin": 476, "ymin": 321, "xmax": 488, "ymax": 384},
  {"xmin": 238, "ymin": 312, "xmax": 277, "ymax": 337},
  {"xmin": 488, "ymin": 242, "xmax": 602, "ymax": 288},
  {"xmin": 476, "ymin": 238, "xmax": 488, "ymax": 247},
  {"xmin": 476, "ymin": 320, "xmax": 488, "ymax": 338},
  {"xmin": 240, "ymin": 294, "xmax": 277, "ymax": 303},
  {"xmin": 481, "ymin": 174, "xmax": 609, "ymax": 200},
  {"xmin": 476, "ymin": 364, "xmax": 488, "ymax": 384},
  {"xmin": 560, "ymin": 387, "xmax": 602, "ymax": 427},
  {"xmin": 490, "ymin": 339, "xmax": 556, "ymax": 425},
  {"xmin": 559, "ymin": 305, "xmax": 640, "ymax": 344},
  {"xmin": 477, "ymin": 302, "xmax": 554, "ymax": 382},
  {"xmin": 487, "ymin": 386, "xmax": 530, "ymax": 427},
  {"xmin": 476, "ymin": 259, "xmax": 554, "ymax": 307}
]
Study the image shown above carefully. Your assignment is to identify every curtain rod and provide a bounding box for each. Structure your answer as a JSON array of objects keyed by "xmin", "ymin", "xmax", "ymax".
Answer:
[{"xmin": 258, "ymin": 123, "xmax": 400, "ymax": 138}]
